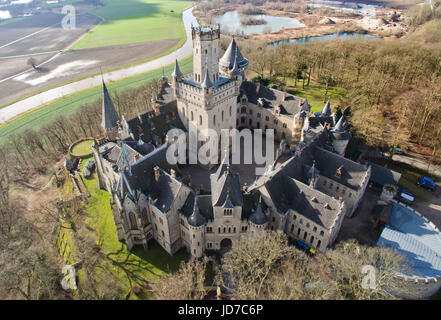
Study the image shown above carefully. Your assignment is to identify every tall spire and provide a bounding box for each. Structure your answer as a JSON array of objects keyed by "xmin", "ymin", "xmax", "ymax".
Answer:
[
  {"xmin": 250, "ymin": 195, "xmax": 267, "ymax": 225},
  {"xmin": 333, "ymin": 116, "xmax": 345, "ymax": 132},
  {"xmin": 229, "ymin": 47, "xmax": 241, "ymax": 76},
  {"xmin": 171, "ymin": 59, "xmax": 182, "ymax": 78},
  {"xmin": 188, "ymin": 197, "xmax": 206, "ymax": 227},
  {"xmin": 101, "ymin": 81, "xmax": 119, "ymax": 129},
  {"xmin": 201, "ymin": 59, "xmax": 213, "ymax": 89},
  {"xmin": 321, "ymin": 100, "xmax": 331, "ymax": 116}
]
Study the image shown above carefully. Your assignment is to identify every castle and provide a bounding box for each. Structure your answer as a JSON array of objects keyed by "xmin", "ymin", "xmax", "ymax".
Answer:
[{"xmin": 92, "ymin": 25, "xmax": 371, "ymax": 258}]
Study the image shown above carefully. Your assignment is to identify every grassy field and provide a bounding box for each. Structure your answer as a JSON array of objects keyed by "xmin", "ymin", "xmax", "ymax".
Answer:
[
  {"xmin": 71, "ymin": 0, "xmax": 193, "ymax": 49},
  {"xmin": 79, "ymin": 157, "xmax": 188, "ymax": 299},
  {"xmin": 71, "ymin": 139, "xmax": 94, "ymax": 157},
  {"xmin": 285, "ymin": 79, "xmax": 346, "ymax": 114},
  {"xmin": 0, "ymin": 55, "xmax": 193, "ymax": 144}
]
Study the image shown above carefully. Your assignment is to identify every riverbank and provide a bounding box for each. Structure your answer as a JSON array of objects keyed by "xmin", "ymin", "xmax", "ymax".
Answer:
[{"xmin": 195, "ymin": 1, "xmax": 410, "ymax": 44}]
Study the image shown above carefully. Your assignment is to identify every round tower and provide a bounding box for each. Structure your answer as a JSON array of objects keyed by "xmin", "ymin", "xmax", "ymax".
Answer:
[{"xmin": 187, "ymin": 198, "xmax": 206, "ymax": 258}]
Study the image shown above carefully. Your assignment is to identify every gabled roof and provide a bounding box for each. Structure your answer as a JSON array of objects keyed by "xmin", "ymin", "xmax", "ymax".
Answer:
[
  {"xmin": 264, "ymin": 174, "xmax": 342, "ymax": 229},
  {"xmin": 151, "ymin": 169, "xmax": 182, "ymax": 213},
  {"xmin": 210, "ymin": 156, "xmax": 242, "ymax": 207},
  {"xmin": 101, "ymin": 81, "xmax": 119, "ymax": 129}
]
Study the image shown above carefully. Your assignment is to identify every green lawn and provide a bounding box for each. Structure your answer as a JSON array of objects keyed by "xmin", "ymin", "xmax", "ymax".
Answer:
[
  {"xmin": 79, "ymin": 157, "xmax": 188, "ymax": 299},
  {"xmin": 71, "ymin": 139, "xmax": 94, "ymax": 157},
  {"xmin": 284, "ymin": 79, "xmax": 346, "ymax": 114},
  {"xmin": 0, "ymin": 55, "xmax": 193, "ymax": 144},
  {"xmin": 71, "ymin": 0, "xmax": 193, "ymax": 49}
]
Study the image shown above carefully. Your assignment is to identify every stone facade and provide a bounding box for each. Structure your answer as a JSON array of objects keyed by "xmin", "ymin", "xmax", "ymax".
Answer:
[{"xmin": 92, "ymin": 25, "xmax": 370, "ymax": 258}]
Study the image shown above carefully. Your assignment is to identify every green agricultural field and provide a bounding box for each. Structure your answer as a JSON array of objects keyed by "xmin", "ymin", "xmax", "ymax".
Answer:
[
  {"xmin": 0, "ymin": 56, "xmax": 193, "ymax": 144},
  {"xmin": 72, "ymin": 0, "xmax": 193, "ymax": 49}
]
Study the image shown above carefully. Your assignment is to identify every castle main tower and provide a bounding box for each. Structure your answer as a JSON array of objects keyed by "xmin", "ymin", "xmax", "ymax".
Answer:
[
  {"xmin": 172, "ymin": 25, "xmax": 248, "ymax": 166},
  {"xmin": 192, "ymin": 25, "xmax": 220, "ymax": 84}
]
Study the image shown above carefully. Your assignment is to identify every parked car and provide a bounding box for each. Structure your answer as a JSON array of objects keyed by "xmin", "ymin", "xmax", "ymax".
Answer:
[
  {"xmin": 396, "ymin": 189, "xmax": 414, "ymax": 205},
  {"xmin": 417, "ymin": 177, "xmax": 437, "ymax": 191},
  {"xmin": 389, "ymin": 146, "xmax": 403, "ymax": 155}
]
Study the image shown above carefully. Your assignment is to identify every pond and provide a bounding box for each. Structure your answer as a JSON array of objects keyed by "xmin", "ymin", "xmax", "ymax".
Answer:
[
  {"xmin": 212, "ymin": 10, "xmax": 305, "ymax": 36},
  {"xmin": 267, "ymin": 32, "xmax": 379, "ymax": 47}
]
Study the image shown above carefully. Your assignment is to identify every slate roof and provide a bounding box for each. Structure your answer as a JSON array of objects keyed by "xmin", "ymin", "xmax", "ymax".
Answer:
[
  {"xmin": 101, "ymin": 81, "xmax": 119, "ymax": 129},
  {"xmin": 249, "ymin": 195, "xmax": 268, "ymax": 225},
  {"xmin": 210, "ymin": 157, "xmax": 243, "ymax": 207},
  {"xmin": 377, "ymin": 202, "xmax": 441, "ymax": 279},
  {"xmin": 264, "ymin": 174, "xmax": 342, "ymax": 229},
  {"xmin": 219, "ymin": 37, "xmax": 249, "ymax": 69},
  {"xmin": 367, "ymin": 161, "xmax": 401, "ymax": 186},
  {"xmin": 181, "ymin": 193, "xmax": 214, "ymax": 222},
  {"xmin": 150, "ymin": 169, "xmax": 182, "ymax": 213},
  {"xmin": 171, "ymin": 59, "xmax": 183, "ymax": 78},
  {"xmin": 187, "ymin": 196, "xmax": 207, "ymax": 227},
  {"xmin": 201, "ymin": 66, "xmax": 213, "ymax": 88},
  {"xmin": 126, "ymin": 83, "xmax": 186, "ymax": 145},
  {"xmin": 238, "ymin": 81, "xmax": 309, "ymax": 116},
  {"xmin": 312, "ymin": 146, "xmax": 369, "ymax": 190}
]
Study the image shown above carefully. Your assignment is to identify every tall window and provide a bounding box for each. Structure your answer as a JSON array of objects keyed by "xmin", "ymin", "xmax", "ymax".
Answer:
[
  {"xmin": 222, "ymin": 111, "xmax": 224, "ymax": 122},
  {"xmin": 129, "ymin": 212, "xmax": 137, "ymax": 230},
  {"xmin": 191, "ymin": 111, "xmax": 194, "ymax": 121},
  {"xmin": 200, "ymin": 115, "xmax": 203, "ymax": 126},
  {"xmin": 213, "ymin": 115, "xmax": 216, "ymax": 125},
  {"xmin": 141, "ymin": 208, "xmax": 149, "ymax": 227}
]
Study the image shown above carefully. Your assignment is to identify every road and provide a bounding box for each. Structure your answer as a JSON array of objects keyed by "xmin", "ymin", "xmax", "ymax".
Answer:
[{"xmin": 0, "ymin": 7, "xmax": 198, "ymax": 124}]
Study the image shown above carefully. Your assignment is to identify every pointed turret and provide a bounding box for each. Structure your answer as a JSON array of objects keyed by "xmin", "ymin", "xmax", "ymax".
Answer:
[
  {"xmin": 171, "ymin": 59, "xmax": 183, "ymax": 78},
  {"xmin": 187, "ymin": 197, "xmax": 206, "ymax": 227},
  {"xmin": 333, "ymin": 116, "xmax": 345, "ymax": 132},
  {"xmin": 201, "ymin": 63, "xmax": 213, "ymax": 89},
  {"xmin": 101, "ymin": 81, "xmax": 119, "ymax": 130},
  {"xmin": 250, "ymin": 195, "xmax": 267, "ymax": 225},
  {"xmin": 229, "ymin": 48, "xmax": 241, "ymax": 77},
  {"xmin": 220, "ymin": 37, "xmax": 248, "ymax": 70},
  {"xmin": 321, "ymin": 100, "xmax": 331, "ymax": 117}
]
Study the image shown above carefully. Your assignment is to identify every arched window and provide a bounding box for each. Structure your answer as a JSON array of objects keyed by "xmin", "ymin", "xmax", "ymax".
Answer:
[
  {"xmin": 213, "ymin": 115, "xmax": 216, "ymax": 125},
  {"xmin": 191, "ymin": 111, "xmax": 194, "ymax": 121},
  {"xmin": 229, "ymin": 106, "xmax": 232, "ymax": 116},
  {"xmin": 200, "ymin": 115, "xmax": 203, "ymax": 126},
  {"xmin": 141, "ymin": 208, "xmax": 149, "ymax": 227},
  {"xmin": 129, "ymin": 212, "xmax": 137, "ymax": 230}
]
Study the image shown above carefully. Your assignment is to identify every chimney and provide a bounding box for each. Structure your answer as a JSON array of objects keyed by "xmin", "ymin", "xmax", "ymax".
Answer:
[{"xmin": 153, "ymin": 166, "xmax": 160, "ymax": 182}]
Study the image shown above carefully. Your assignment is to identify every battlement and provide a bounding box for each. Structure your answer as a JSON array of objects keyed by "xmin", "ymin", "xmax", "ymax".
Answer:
[{"xmin": 192, "ymin": 24, "xmax": 220, "ymax": 41}]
